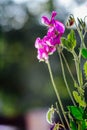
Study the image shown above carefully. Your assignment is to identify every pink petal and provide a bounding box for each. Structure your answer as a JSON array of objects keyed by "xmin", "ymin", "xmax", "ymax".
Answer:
[
  {"xmin": 51, "ymin": 11, "xmax": 57, "ymax": 20},
  {"xmin": 35, "ymin": 37, "xmax": 41, "ymax": 48},
  {"xmin": 55, "ymin": 21, "xmax": 65, "ymax": 33},
  {"xmin": 41, "ymin": 16, "xmax": 50, "ymax": 25}
]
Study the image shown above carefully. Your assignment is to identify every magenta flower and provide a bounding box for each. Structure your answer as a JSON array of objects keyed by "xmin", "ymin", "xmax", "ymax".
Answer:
[
  {"xmin": 42, "ymin": 11, "xmax": 65, "ymax": 46},
  {"xmin": 41, "ymin": 11, "xmax": 57, "ymax": 26},
  {"xmin": 42, "ymin": 11, "xmax": 65, "ymax": 33},
  {"xmin": 47, "ymin": 27, "xmax": 61, "ymax": 46},
  {"xmin": 35, "ymin": 36, "xmax": 56, "ymax": 61},
  {"xmin": 35, "ymin": 11, "xmax": 65, "ymax": 61}
]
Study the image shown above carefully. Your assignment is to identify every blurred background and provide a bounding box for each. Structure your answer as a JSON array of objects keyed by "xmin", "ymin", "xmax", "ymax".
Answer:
[{"xmin": 0, "ymin": 0, "xmax": 87, "ymax": 130}]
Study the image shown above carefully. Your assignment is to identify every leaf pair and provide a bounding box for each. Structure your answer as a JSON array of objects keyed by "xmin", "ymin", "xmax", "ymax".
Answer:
[{"xmin": 61, "ymin": 30, "xmax": 76, "ymax": 51}]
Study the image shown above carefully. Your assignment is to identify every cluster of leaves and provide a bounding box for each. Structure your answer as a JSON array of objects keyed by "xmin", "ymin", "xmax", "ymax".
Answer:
[
  {"xmin": 68, "ymin": 106, "xmax": 87, "ymax": 130},
  {"xmin": 61, "ymin": 30, "xmax": 76, "ymax": 51}
]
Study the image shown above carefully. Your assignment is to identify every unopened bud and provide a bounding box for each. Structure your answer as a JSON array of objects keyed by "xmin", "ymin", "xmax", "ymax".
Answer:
[{"xmin": 66, "ymin": 15, "xmax": 75, "ymax": 27}]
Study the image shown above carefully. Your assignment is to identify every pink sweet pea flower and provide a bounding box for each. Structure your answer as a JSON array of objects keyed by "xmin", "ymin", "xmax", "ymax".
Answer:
[
  {"xmin": 42, "ymin": 11, "xmax": 65, "ymax": 45},
  {"xmin": 41, "ymin": 11, "xmax": 57, "ymax": 26},
  {"xmin": 35, "ymin": 11, "xmax": 65, "ymax": 62},
  {"xmin": 35, "ymin": 36, "xmax": 56, "ymax": 62},
  {"xmin": 42, "ymin": 11, "xmax": 65, "ymax": 33},
  {"xmin": 47, "ymin": 27, "xmax": 61, "ymax": 46}
]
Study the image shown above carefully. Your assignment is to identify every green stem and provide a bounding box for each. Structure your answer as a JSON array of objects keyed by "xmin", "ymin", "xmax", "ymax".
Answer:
[
  {"xmin": 72, "ymin": 50, "xmax": 83, "ymax": 88},
  {"xmin": 57, "ymin": 48, "xmax": 76, "ymax": 106},
  {"xmin": 61, "ymin": 52, "xmax": 75, "ymax": 83},
  {"xmin": 47, "ymin": 60, "xmax": 71, "ymax": 130},
  {"xmin": 55, "ymin": 102, "xmax": 66, "ymax": 130},
  {"xmin": 74, "ymin": 17, "xmax": 85, "ymax": 58},
  {"xmin": 74, "ymin": 17, "xmax": 86, "ymax": 49},
  {"xmin": 78, "ymin": 121, "xmax": 82, "ymax": 130},
  {"xmin": 79, "ymin": 34, "xmax": 86, "ymax": 61},
  {"xmin": 72, "ymin": 16, "xmax": 84, "ymax": 89},
  {"xmin": 83, "ymin": 82, "xmax": 87, "ymax": 89}
]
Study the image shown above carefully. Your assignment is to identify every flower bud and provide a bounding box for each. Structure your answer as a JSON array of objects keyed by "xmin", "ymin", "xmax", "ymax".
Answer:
[{"xmin": 66, "ymin": 15, "xmax": 75, "ymax": 27}]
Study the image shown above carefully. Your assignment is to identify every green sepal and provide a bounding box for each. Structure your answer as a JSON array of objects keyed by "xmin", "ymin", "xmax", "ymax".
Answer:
[
  {"xmin": 46, "ymin": 106, "xmax": 55, "ymax": 125},
  {"xmin": 81, "ymin": 48, "xmax": 87, "ymax": 59},
  {"xmin": 67, "ymin": 106, "xmax": 83, "ymax": 120},
  {"xmin": 61, "ymin": 30, "xmax": 76, "ymax": 50},
  {"xmin": 83, "ymin": 61, "xmax": 87, "ymax": 79}
]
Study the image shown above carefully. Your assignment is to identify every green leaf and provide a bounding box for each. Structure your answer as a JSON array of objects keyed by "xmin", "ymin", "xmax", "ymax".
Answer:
[
  {"xmin": 61, "ymin": 37, "xmax": 70, "ymax": 49},
  {"xmin": 70, "ymin": 120, "xmax": 77, "ymax": 130},
  {"xmin": 67, "ymin": 30, "xmax": 76, "ymax": 49},
  {"xmin": 83, "ymin": 107, "xmax": 87, "ymax": 119},
  {"xmin": 62, "ymin": 30, "xmax": 76, "ymax": 50},
  {"xmin": 82, "ymin": 120, "xmax": 87, "ymax": 130},
  {"xmin": 68, "ymin": 106, "xmax": 83, "ymax": 120},
  {"xmin": 83, "ymin": 61, "xmax": 87, "ymax": 79},
  {"xmin": 81, "ymin": 48, "xmax": 87, "ymax": 59},
  {"xmin": 73, "ymin": 91, "xmax": 86, "ymax": 107}
]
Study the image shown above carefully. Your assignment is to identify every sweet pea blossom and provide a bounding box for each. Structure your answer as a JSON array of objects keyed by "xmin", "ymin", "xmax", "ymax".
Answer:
[
  {"xmin": 42, "ymin": 11, "xmax": 65, "ymax": 46},
  {"xmin": 41, "ymin": 11, "xmax": 57, "ymax": 26},
  {"xmin": 35, "ymin": 11, "xmax": 65, "ymax": 61},
  {"xmin": 47, "ymin": 27, "xmax": 61, "ymax": 46},
  {"xmin": 42, "ymin": 11, "xmax": 65, "ymax": 34},
  {"xmin": 35, "ymin": 36, "xmax": 56, "ymax": 61}
]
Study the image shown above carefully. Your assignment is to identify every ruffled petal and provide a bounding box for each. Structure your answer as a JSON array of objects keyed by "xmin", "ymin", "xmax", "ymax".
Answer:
[{"xmin": 55, "ymin": 20, "xmax": 65, "ymax": 33}]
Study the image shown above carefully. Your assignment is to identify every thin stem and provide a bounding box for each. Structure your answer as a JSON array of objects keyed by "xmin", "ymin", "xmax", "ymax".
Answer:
[
  {"xmin": 78, "ymin": 34, "xmax": 86, "ymax": 61},
  {"xmin": 55, "ymin": 102, "xmax": 66, "ymax": 130},
  {"xmin": 47, "ymin": 60, "xmax": 71, "ymax": 130},
  {"xmin": 78, "ymin": 122, "xmax": 82, "ymax": 130},
  {"xmin": 57, "ymin": 48, "xmax": 76, "ymax": 106},
  {"xmin": 83, "ymin": 82, "xmax": 87, "ymax": 89},
  {"xmin": 83, "ymin": 30, "xmax": 86, "ymax": 39},
  {"xmin": 74, "ymin": 16, "xmax": 86, "ymax": 49},
  {"xmin": 72, "ymin": 50, "xmax": 83, "ymax": 88},
  {"xmin": 71, "ymin": 16, "xmax": 84, "ymax": 89},
  {"xmin": 74, "ymin": 17, "xmax": 81, "ymax": 38},
  {"xmin": 61, "ymin": 52, "xmax": 75, "ymax": 83}
]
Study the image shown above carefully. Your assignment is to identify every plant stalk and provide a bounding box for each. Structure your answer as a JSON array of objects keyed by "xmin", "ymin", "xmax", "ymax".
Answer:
[
  {"xmin": 47, "ymin": 60, "xmax": 71, "ymax": 130},
  {"xmin": 72, "ymin": 51, "xmax": 83, "ymax": 89},
  {"xmin": 61, "ymin": 52, "xmax": 75, "ymax": 83},
  {"xmin": 55, "ymin": 102, "xmax": 66, "ymax": 130},
  {"xmin": 57, "ymin": 48, "xmax": 76, "ymax": 106}
]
